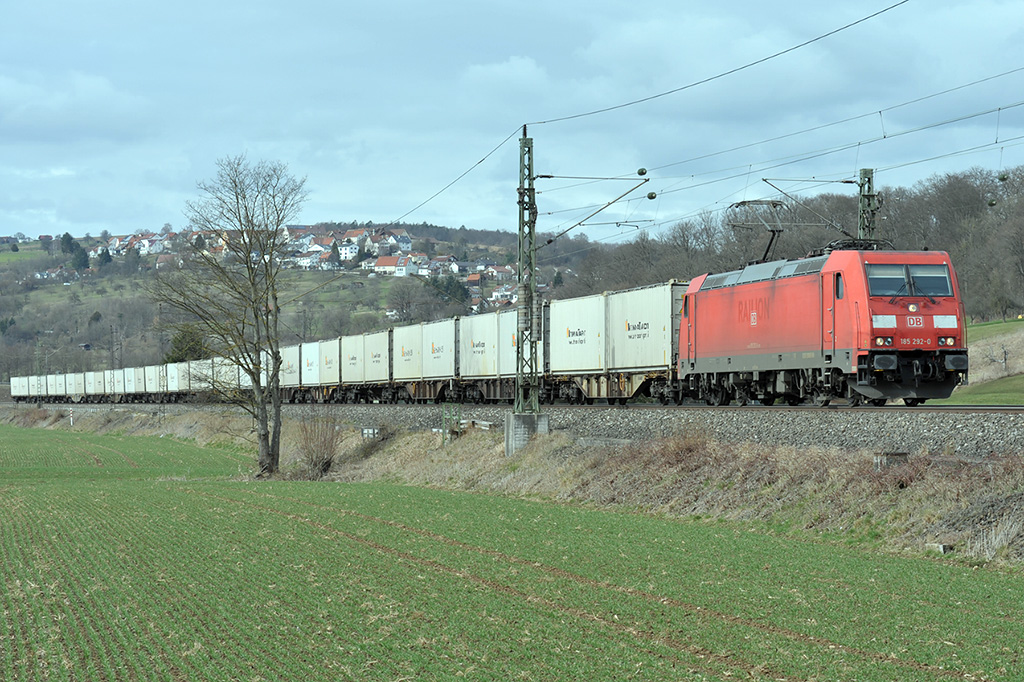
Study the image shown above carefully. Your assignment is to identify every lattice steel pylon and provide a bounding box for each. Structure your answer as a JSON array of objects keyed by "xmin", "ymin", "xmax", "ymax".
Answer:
[
  {"xmin": 514, "ymin": 127, "xmax": 541, "ymax": 414},
  {"xmin": 858, "ymin": 168, "xmax": 881, "ymax": 239}
]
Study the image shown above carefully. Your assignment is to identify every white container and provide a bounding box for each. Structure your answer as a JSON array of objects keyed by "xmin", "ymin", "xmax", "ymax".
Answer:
[
  {"xmin": 341, "ymin": 335, "xmax": 364, "ymax": 384},
  {"xmin": 497, "ymin": 309, "xmax": 519, "ymax": 377},
  {"xmin": 46, "ymin": 374, "xmax": 63, "ymax": 397},
  {"xmin": 364, "ymin": 331, "xmax": 389, "ymax": 383},
  {"xmin": 320, "ymin": 338, "xmax": 340, "ymax": 385},
  {"xmin": 28, "ymin": 375, "xmax": 42, "ymax": 397},
  {"xmin": 459, "ymin": 313, "xmax": 499, "ymax": 379},
  {"xmin": 392, "ymin": 324, "xmax": 422, "ymax": 381},
  {"xmin": 605, "ymin": 282, "xmax": 685, "ymax": 372},
  {"xmin": 167, "ymin": 363, "xmax": 187, "ymax": 393},
  {"xmin": 104, "ymin": 369, "xmax": 118, "ymax": 395},
  {"xmin": 85, "ymin": 371, "xmax": 105, "ymax": 396},
  {"xmin": 110, "ymin": 369, "xmax": 125, "ymax": 395},
  {"xmin": 72, "ymin": 372, "xmax": 86, "ymax": 397},
  {"xmin": 187, "ymin": 360, "xmax": 213, "ymax": 392},
  {"xmin": 124, "ymin": 367, "xmax": 145, "ymax": 395},
  {"xmin": 144, "ymin": 365, "xmax": 168, "ymax": 394},
  {"xmin": 11, "ymin": 376, "xmax": 28, "ymax": 399},
  {"xmin": 280, "ymin": 344, "xmax": 301, "ymax": 388},
  {"xmin": 213, "ymin": 358, "xmax": 239, "ymax": 389},
  {"xmin": 422, "ymin": 319, "xmax": 456, "ymax": 380},
  {"xmin": 300, "ymin": 342, "xmax": 320, "ymax": 387},
  {"xmin": 549, "ymin": 293, "xmax": 606, "ymax": 373}
]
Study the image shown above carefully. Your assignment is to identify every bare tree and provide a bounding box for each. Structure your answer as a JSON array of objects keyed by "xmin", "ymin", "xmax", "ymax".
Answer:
[{"xmin": 146, "ymin": 155, "xmax": 307, "ymax": 474}]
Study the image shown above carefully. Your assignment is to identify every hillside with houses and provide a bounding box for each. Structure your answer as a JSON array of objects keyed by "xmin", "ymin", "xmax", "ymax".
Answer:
[
  {"xmin": 0, "ymin": 222, "xmax": 575, "ymax": 380},
  {"xmin": 3, "ymin": 223, "xmax": 533, "ymax": 312}
]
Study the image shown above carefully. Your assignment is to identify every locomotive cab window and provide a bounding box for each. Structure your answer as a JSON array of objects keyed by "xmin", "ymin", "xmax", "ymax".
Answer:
[
  {"xmin": 908, "ymin": 264, "xmax": 953, "ymax": 297},
  {"xmin": 866, "ymin": 263, "xmax": 953, "ymax": 298},
  {"xmin": 866, "ymin": 264, "xmax": 906, "ymax": 296},
  {"xmin": 835, "ymin": 273, "xmax": 844, "ymax": 299}
]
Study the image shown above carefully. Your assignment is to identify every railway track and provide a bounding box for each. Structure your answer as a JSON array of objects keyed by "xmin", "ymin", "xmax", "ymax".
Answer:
[{"xmin": 5, "ymin": 399, "xmax": 1024, "ymax": 458}]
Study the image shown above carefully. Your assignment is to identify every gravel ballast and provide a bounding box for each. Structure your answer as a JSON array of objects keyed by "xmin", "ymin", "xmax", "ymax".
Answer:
[{"xmin": 309, "ymin": 403, "xmax": 1024, "ymax": 458}]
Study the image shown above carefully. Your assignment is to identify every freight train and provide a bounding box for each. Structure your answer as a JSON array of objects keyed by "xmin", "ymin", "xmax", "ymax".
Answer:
[{"xmin": 11, "ymin": 244, "xmax": 969, "ymax": 407}]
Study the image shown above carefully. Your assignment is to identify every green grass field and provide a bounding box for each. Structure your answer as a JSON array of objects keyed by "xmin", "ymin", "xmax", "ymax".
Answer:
[
  {"xmin": 967, "ymin": 317, "xmax": 1024, "ymax": 344},
  {"xmin": 931, "ymin": 318, "xmax": 1024, "ymax": 404},
  {"xmin": 935, "ymin": 372, "xmax": 1024, "ymax": 405},
  {"xmin": 3, "ymin": 424, "xmax": 1023, "ymax": 680}
]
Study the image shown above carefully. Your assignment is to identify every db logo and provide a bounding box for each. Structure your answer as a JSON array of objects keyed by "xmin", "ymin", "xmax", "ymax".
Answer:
[{"xmin": 907, "ymin": 316, "xmax": 924, "ymax": 327}]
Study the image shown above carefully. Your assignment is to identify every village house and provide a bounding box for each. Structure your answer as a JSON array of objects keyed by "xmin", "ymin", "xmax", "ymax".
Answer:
[
  {"xmin": 394, "ymin": 256, "xmax": 419, "ymax": 277},
  {"xmin": 373, "ymin": 255, "xmax": 400, "ymax": 275},
  {"xmin": 485, "ymin": 264, "xmax": 516, "ymax": 281},
  {"xmin": 337, "ymin": 242, "xmax": 360, "ymax": 261},
  {"xmin": 489, "ymin": 283, "xmax": 518, "ymax": 304}
]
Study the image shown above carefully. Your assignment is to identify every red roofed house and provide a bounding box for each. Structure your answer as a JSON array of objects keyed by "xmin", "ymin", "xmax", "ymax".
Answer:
[{"xmin": 374, "ymin": 255, "xmax": 400, "ymax": 275}]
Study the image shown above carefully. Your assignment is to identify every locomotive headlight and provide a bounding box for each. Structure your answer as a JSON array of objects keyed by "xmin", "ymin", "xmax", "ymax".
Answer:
[
  {"xmin": 908, "ymin": 303, "xmax": 919, "ymax": 313},
  {"xmin": 875, "ymin": 336, "xmax": 893, "ymax": 347}
]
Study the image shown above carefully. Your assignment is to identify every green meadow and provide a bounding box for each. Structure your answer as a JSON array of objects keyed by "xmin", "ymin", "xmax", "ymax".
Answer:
[{"xmin": 2, "ymin": 424, "xmax": 1023, "ymax": 681}]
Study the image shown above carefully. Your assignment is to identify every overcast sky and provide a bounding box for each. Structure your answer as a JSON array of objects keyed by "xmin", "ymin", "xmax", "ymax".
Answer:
[{"xmin": 3, "ymin": 1, "xmax": 1024, "ymax": 245}]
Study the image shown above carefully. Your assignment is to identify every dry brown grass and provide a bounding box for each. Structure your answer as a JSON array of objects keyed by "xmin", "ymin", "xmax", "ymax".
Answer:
[{"xmin": 295, "ymin": 405, "xmax": 346, "ymax": 479}]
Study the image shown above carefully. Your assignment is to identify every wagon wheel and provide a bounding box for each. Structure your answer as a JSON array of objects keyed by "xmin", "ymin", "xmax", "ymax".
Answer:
[
  {"xmin": 759, "ymin": 394, "xmax": 778, "ymax": 406},
  {"xmin": 869, "ymin": 398, "xmax": 886, "ymax": 407},
  {"xmin": 904, "ymin": 398, "xmax": 925, "ymax": 407}
]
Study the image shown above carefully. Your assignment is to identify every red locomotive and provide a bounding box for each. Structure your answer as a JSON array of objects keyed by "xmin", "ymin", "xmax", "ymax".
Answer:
[{"xmin": 679, "ymin": 244, "xmax": 969, "ymax": 406}]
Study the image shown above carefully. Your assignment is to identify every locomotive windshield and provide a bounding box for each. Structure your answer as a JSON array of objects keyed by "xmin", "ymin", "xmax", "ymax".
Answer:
[{"xmin": 866, "ymin": 263, "xmax": 953, "ymax": 297}]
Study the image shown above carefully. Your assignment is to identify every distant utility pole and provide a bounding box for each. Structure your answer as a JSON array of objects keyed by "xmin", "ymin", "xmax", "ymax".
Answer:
[
  {"xmin": 858, "ymin": 168, "xmax": 881, "ymax": 239},
  {"xmin": 514, "ymin": 126, "xmax": 540, "ymax": 415}
]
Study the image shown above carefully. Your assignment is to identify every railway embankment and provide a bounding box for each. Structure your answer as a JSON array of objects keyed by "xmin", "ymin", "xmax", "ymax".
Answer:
[{"xmin": 4, "ymin": 402, "xmax": 1024, "ymax": 564}]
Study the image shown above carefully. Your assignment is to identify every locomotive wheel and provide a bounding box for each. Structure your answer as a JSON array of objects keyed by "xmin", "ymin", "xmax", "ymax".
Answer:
[
  {"xmin": 812, "ymin": 389, "xmax": 831, "ymax": 407},
  {"xmin": 759, "ymin": 394, "xmax": 778, "ymax": 406},
  {"xmin": 904, "ymin": 398, "xmax": 925, "ymax": 407},
  {"xmin": 707, "ymin": 387, "xmax": 728, "ymax": 407}
]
